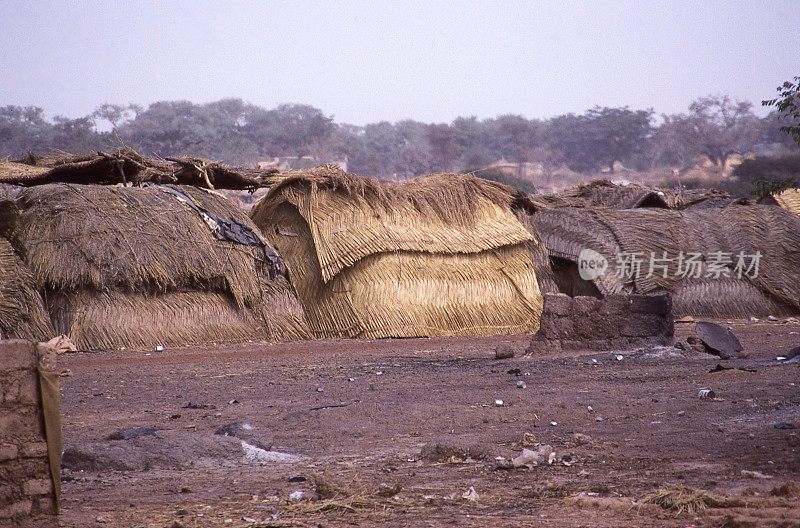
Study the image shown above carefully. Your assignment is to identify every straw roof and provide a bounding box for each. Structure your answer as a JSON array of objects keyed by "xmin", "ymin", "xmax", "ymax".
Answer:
[
  {"xmin": 3, "ymin": 183, "xmax": 307, "ymax": 349},
  {"xmin": 0, "ymin": 236, "xmax": 54, "ymax": 341},
  {"xmin": 0, "ymin": 149, "xmax": 279, "ymax": 190},
  {"xmin": 251, "ymin": 166, "xmax": 543, "ymax": 338},
  {"xmin": 770, "ymin": 188, "xmax": 800, "ymax": 216},
  {"xmin": 531, "ymin": 180, "xmax": 731, "ymax": 210},
  {"xmin": 529, "ymin": 204, "xmax": 800, "ymax": 317}
]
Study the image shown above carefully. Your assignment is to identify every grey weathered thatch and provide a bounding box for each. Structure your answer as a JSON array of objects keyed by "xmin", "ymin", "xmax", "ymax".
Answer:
[
  {"xmin": 2, "ymin": 183, "xmax": 308, "ymax": 350},
  {"xmin": 526, "ymin": 204, "xmax": 800, "ymax": 317},
  {"xmin": 531, "ymin": 180, "xmax": 732, "ymax": 210},
  {"xmin": 0, "ymin": 149, "xmax": 279, "ymax": 190}
]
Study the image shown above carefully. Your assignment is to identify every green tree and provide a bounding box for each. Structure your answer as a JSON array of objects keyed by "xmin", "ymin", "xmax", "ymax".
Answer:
[
  {"xmin": 680, "ymin": 95, "xmax": 761, "ymax": 167},
  {"xmin": 763, "ymin": 76, "xmax": 800, "ymax": 148}
]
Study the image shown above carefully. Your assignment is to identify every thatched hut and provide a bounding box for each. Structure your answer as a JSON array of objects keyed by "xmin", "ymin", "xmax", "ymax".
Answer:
[
  {"xmin": 2, "ymin": 183, "xmax": 308, "ymax": 350},
  {"xmin": 0, "ymin": 236, "xmax": 54, "ymax": 341},
  {"xmin": 524, "ymin": 204, "xmax": 800, "ymax": 317},
  {"xmin": 532, "ymin": 180, "xmax": 732, "ymax": 210},
  {"xmin": 250, "ymin": 167, "xmax": 544, "ymax": 339}
]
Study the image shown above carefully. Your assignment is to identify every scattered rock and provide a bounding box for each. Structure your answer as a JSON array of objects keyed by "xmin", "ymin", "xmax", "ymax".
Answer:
[
  {"xmin": 573, "ymin": 433, "xmax": 592, "ymax": 446},
  {"xmin": 63, "ymin": 430, "xmax": 300, "ymax": 472},
  {"xmin": 377, "ymin": 482, "xmax": 402, "ymax": 497},
  {"xmin": 105, "ymin": 427, "xmax": 158, "ymax": 441},
  {"xmin": 495, "ymin": 346, "xmax": 515, "ymax": 359},
  {"xmin": 168, "ymin": 521, "xmax": 187, "ymax": 528},
  {"xmin": 214, "ymin": 422, "xmax": 273, "ymax": 450},
  {"xmin": 693, "ymin": 322, "xmax": 743, "ymax": 359},
  {"xmin": 242, "ymin": 442, "xmax": 303, "ymax": 464},
  {"xmin": 420, "ymin": 439, "xmax": 489, "ymax": 462}
]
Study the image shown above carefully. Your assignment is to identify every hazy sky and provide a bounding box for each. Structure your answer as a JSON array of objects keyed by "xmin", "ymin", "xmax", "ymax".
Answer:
[{"xmin": 1, "ymin": 1, "xmax": 798, "ymax": 125}]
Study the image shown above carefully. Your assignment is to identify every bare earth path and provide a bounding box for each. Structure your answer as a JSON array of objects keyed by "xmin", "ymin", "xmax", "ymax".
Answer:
[{"xmin": 58, "ymin": 320, "xmax": 800, "ymax": 527}]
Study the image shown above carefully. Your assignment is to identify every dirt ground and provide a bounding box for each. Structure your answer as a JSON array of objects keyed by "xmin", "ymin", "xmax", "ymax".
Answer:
[{"xmin": 58, "ymin": 319, "xmax": 800, "ymax": 528}]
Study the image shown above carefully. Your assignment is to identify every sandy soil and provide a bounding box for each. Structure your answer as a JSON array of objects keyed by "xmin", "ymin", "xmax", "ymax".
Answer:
[{"xmin": 58, "ymin": 319, "xmax": 800, "ymax": 527}]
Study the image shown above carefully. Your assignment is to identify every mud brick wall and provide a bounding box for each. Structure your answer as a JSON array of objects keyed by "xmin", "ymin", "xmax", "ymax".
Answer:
[
  {"xmin": 528, "ymin": 293, "xmax": 673, "ymax": 353},
  {"xmin": 0, "ymin": 340, "xmax": 58, "ymax": 528}
]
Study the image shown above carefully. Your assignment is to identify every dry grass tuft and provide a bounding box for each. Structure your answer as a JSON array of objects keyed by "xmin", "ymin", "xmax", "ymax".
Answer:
[{"xmin": 641, "ymin": 487, "xmax": 743, "ymax": 515}]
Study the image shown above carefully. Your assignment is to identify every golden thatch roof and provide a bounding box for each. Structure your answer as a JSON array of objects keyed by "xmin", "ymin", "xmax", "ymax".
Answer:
[
  {"xmin": 0, "ymin": 236, "xmax": 54, "ymax": 341},
  {"xmin": 4, "ymin": 183, "xmax": 307, "ymax": 349},
  {"xmin": 772, "ymin": 188, "xmax": 800, "ymax": 216},
  {"xmin": 251, "ymin": 167, "xmax": 543, "ymax": 339},
  {"xmin": 258, "ymin": 167, "xmax": 535, "ymax": 282}
]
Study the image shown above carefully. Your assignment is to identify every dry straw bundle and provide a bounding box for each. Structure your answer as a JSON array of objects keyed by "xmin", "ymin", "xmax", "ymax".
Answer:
[
  {"xmin": 251, "ymin": 166, "xmax": 544, "ymax": 339},
  {"xmin": 3, "ymin": 183, "xmax": 307, "ymax": 350}
]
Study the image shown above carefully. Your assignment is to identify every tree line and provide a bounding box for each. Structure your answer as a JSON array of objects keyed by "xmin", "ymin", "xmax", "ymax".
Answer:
[{"xmin": 1, "ymin": 95, "xmax": 798, "ymax": 181}]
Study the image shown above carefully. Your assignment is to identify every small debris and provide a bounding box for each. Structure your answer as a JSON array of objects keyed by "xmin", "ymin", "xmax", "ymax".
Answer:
[
  {"xmin": 749, "ymin": 316, "xmax": 759, "ymax": 322},
  {"xmin": 677, "ymin": 410, "xmax": 686, "ymax": 416},
  {"xmin": 507, "ymin": 368, "xmax": 521, "ymax": 375},
  {"xmin": 495, "ymin": 346, "xmax": 515, "ymax": 359},
  {"xmin": 774, "ymin": 423, "xmax": 797, "ymax": 430},
  {"xmin": 228, "ymin": 399, "xmax": 239, "ymax": 405},
  {"xmin": 587, "ymin": 405, "xmax": 594, "ymax": 413},
  {"xmin": 516, "ymin": 380, "xmax": 527, "ymax": 389},
  {"xmin": 461, "ymin": 486, "xmax": 479, "ymax": 501},
  {"xmin": 348, "ymin": 377, "xmax": 355, "ymax": 382},
  {"xmin": 741, "ymin": 469, "xmax": 773, "ymax": 479},
  {"xmin": 288, "ymin": 475, "xmax": 306, "ymax": 482},
  {"xmin": 175, "ymin": 509, "xmax": 189, "ymax": 516},
  {"xmin": 698, "ymin": 389, "xmax": 715, "ymax": 399},
  {"xmin": 42, "ymin": 334, "xmax": 78, "ymax": 354},
  {"xmin": 155, "ymin": 345, "xmax": 164, "ymax": 352},
  {"xmin": 615, "ymin": 355, "xmax": 623, "ymax": 361},
  {"xmin": 494, "ymin": 399, "xmax": 504, "ymax": 407},
  {"xmin": 288, "ymin": 490, "xmax": 306, "ymax": 501},
  {"xmin": 768, "ymin": 315, "xmax": 778, "ymax": 321},
  {"xmin": 512, "ymin": 445, "xmax": 555, "ymax": 468},
  {"xmin": 316, "ymin": 388, "xmax": 324, "ymax": 392},
  {"xmin": 550, "ymin": 421, "xmax": 558, "ymax": 426}
]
